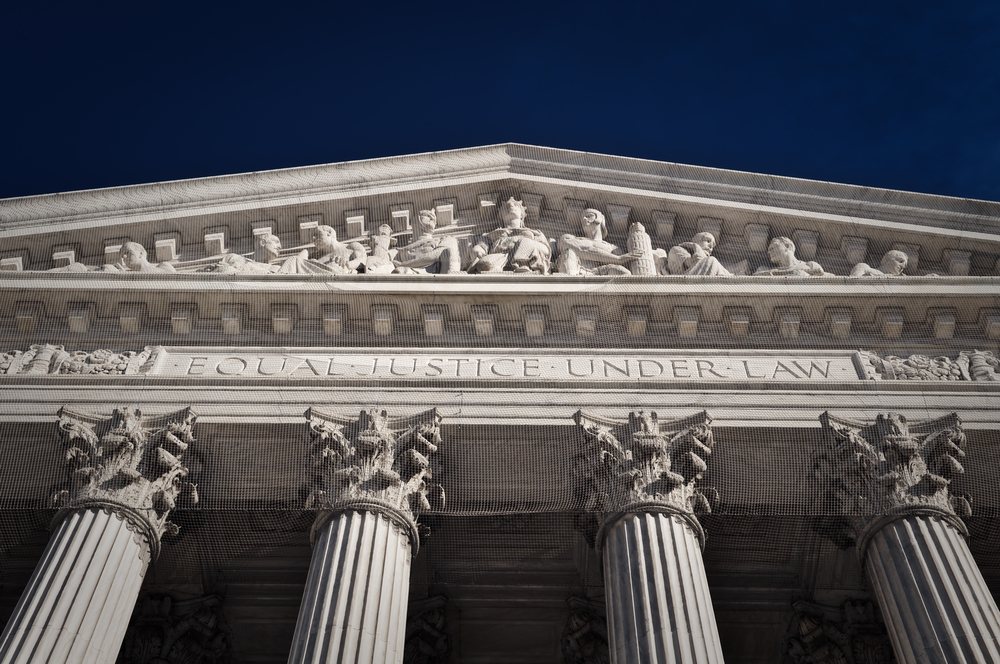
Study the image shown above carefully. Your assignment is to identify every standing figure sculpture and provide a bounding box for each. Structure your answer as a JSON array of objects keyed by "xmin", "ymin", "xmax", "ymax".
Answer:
[
  {"xmin": 470, "ymin": 198, "xmax": 551, "ymax": 274},
  {"xmin": 278, "ymin": 226, "xmax": 368, "ymax": 274},
  {"xmin": 664, "ymin": 232, "xmax": 743, "ymax": 276},
  {"xmin": 754, "ymin": 237, "xmax": 825, "ymax": 276},
  {"xmin": 393, "ymin": 210, "xmax": 463, "ymax": 274},
  {"xmin": 850, "ymin": 249, "xmax": 908, "ymax": 277},
  {"xmin": 556, "ymin": 209, "xmax": 640, "ymax": 276}
]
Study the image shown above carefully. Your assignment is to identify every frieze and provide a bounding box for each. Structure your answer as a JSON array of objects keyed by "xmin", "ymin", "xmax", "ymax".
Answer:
[{"xmin": 5, "ymin": 347, "xmax": 1000, "ymax": 383}]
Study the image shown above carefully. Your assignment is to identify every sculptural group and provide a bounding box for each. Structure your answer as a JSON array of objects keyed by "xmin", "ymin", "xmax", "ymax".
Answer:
[{"xmin": 39, "ymin": 198, "xmax": 957, "ymax": 279}]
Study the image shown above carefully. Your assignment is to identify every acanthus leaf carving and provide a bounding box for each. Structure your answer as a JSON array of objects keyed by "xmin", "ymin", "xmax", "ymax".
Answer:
[
  {"xmin": 304, "ymin": 407, "xmax": 443, "ymax": 549},
  {"xmin": 403, "ymin": 596, "xmax": 451, "ymax": 664},
  {"xmin": 117, "ymin": 594, "xmax": 229, "ymax": 664},
  {"xmin": 786, "ymin": 599, "xmax": 895, "ymax": 664},
  {"xmin": 562, "ymin": 596, "xmax": 610, "ymax": 664},
  {"xmin": 574, "ymin": 410, "xmax": 716, "ymax": 548},
  {"xmin": 53, "ymin": 405, "xmax": 198, "ymax": 561},
  {"xmin": 813, "ymin": 411, "xmax": 969, "ymax": 556}
]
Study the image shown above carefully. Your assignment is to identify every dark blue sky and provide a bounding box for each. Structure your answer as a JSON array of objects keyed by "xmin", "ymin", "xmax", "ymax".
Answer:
[{"xmin": 3, "ymin": 1, "xmax": 998, "ymax": 201}]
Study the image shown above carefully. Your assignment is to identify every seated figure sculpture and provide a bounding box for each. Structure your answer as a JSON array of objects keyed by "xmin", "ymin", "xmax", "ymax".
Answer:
[
  {"xmin": 51, "ymin": 241, "xmax": 176, "ymax": 273},
  {"xmin": 556, "ymin": 208, "xmax": 640, "ymax": 276},
  {"xmin": 754, "ymin": 237, "xmax": 825, "ymax": 276},
  {"xmin": 663, "ymin": 232, "xmax": 741, "ymax": 276},
  {"xmin": 114, "ymin": 242, "xmax": 176, "ymax": 273},
  {"xmin": 393, "ymin": 210, "xmax": 463, "ymax": 274},
  {"xmin": 277, "ymin": 225, "xmax": 367, "ymax": 274},
  {"xmin": 364, "ymin": 224, "xmax": 397, "ymax": 274},
  {"xmin": 850, "ymin": 249, "xmax": 908, "ymax": 277},
  {"xmin": 470, "ymin": 198, "xmax": 550, "ymax": 274}
]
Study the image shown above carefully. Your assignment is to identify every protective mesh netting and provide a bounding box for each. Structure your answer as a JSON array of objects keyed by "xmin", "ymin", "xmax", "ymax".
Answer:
[{"xmin": 1, "ymin": 161, "xmax": 999, "ymax": 612}]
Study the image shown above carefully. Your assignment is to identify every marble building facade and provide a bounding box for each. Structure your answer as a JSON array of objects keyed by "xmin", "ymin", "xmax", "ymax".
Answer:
[{"xmin": 0, "ymin": 144, "xmax": 998, "ymax": 663}]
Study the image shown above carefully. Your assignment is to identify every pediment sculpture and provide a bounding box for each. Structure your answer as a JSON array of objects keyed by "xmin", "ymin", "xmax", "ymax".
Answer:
[
  {"xmin": 753, "ymin": 237, "xmax": 825, "ymax": 276},
  {"xmin": 392, "ymin": 209, "xmax": 463, "ymax": 274},
  {"xmin": 660, "ymin": 231, "xmax": 748, "ymax": 277},
  {"xmin": 556, "ymin": 208, "xmax": 639, "ymax": 276},
  {"xmin": 850, "ymin": 249, "xmax": 908, "ymax": 277},
  {"xmin": 469, "ymin": 197, "xmax": 551, "ymax": 274},
  {"xmin": 26, "ymin": 198, "xmax": 1000, "ymax": 278}
]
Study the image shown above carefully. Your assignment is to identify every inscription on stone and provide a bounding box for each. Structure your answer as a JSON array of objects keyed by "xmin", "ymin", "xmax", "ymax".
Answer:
[{"xmin": 159, "ymin": 351, "xmax": 864, "ymax": 381}]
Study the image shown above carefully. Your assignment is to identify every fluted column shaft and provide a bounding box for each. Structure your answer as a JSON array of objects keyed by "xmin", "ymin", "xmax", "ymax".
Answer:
[
  {"xmin": 864, "ymin": 516, "xmax": 1000, "ymax": 664},
  {"xmin": 0, "ymin": 509, "xmax": 148, "ymax": 664},
  {"xmin": 602, "ymin": 511, "xmax": 725, "ymax": 664},
  {"xmin": 288, "ymin": 510, "xmax": 412, "ymax": 664}
]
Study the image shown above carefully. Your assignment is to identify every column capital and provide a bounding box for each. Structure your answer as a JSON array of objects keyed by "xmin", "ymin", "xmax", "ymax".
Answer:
[
  {"xmin": 51, "ymin": 406, "xmax": 198, "ymax": 564},
  {"xmin": 304, "ymin": 407, "xmax": 444, "ymax": 552},
  {"xmin": 574, "ymin": 410, "xmax": 716, "ymax": 549},
  {"xmin": 815, "ymin": 411, "xmax": 970, "ymax": 560}
]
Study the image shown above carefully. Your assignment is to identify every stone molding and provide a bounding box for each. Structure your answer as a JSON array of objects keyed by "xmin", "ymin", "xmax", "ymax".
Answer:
[
  {"xmin": 304, "ymin": 407, "xmax": 444, "ymax": 551},
  {"xmin": 51, "ymin": 405, "xmax": 198, "ymax": 563},
  {"xmin": 574, "ymin": 409, "xmax": 716, "ymax": 549},
  {"xmin": 404, "ymin": 595, "xmax": 451, "ymax": 664},
  {"xmin": 562, "ymin": 596, "xmax": 610, "ymax": 664},
  {"xmin": 786, "ymin": 599, "xmax": 894, "ymax": 664},
  {"xmin": 117, "ymin": 594, "xmax": 229, "ymax": 664},
  {"xmin": 813, "ymin": 411, "xmax": 970, "ymax": 560}
]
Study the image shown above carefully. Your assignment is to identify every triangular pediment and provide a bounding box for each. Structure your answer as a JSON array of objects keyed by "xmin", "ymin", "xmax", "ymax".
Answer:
[{"xmin": 1, "ymin": 143, "xmax": 998, "ymax": 276}]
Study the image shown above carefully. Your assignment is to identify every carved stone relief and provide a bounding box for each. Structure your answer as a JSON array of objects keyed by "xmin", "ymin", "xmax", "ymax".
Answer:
[
  {"xmin": 573, "ymin": 410, "xmax": 717, "ymax": 547},
  {"xmin": 17, "ymin": 197, "xmax": 999, "ymax": 276},
  {"xmin": 52, "ymin": 406, "xmax": 198, "ymax": 563},
  {"xmin": 859, "ymin": 352, "xmax": 964, "ymax": 381},
  {"xmin": 754, "ymin": 237, "xmax": 826, "ymax": 276},
  {"xmin": 117, "ymin": 594, "xmax": 229, "ymax": 664},
  {"xmin": 786, "ymin": 599, "xmax": 895, "ymax": 664},
  {"xmin": 860, "ymin": 350, "xmax": 1000, "ymax": 381},
  {"xmin": 813, "ymin": 411, "xmax": 970, "ymax": 555},
  {"xmin": 850, "ymin": 250, "xmax": 908, "ymax": 278},
  {"xmin": 304, "ymin": 407, "xmax": 444, "ymax": 546},
  {"xmin": 562, "ymin": 596, "xmax": 610, "ymax": 664},
  {"xmin": 556, "ymin": 208, "xmax": 636, "ymax": 276},
  {"xmin": 403, "ymin": 596, "xmax": 450, "ymax": 664},
  {"xmin": 0, "ymin": 345, "xmax": 163, "ymax": 376}
]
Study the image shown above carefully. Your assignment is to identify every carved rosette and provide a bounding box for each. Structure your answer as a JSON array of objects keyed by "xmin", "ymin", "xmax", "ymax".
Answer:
[
  {"xmin": 304, "ymin": 407, "xmax": 444, "ymax": 549},
  {"xmin": 814, "ymin": 411, "xmax": 970, "ymax": 558},
  {"xmin": 786, "ymin": 600, "xmax": 895, "ymax": 664},
  {"xmin": 574, "ymin": 410, "xmax": 716, "ymax": 548},
  {"xmin": 117, "ymin": 594, "xmax": 229, "ymax": 664},
  {"xmin": 562, "ymin": 596, "xmax": 610, "ymax": 664},
  {"xmin": 403, "ymin": 596, "xmax": 451, "ymax": 664},
  {"xmin": 52, "ymin": 406, "xmax": 198, "ymax": 562}
]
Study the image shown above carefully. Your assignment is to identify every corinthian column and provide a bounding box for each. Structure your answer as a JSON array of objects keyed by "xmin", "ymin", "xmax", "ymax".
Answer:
[
  {"xmin": 0, "ymin": 406, "xmax": 198, "ymax": 664},
  {"xmin": 575, "ymin": 410, "xmax": 724, "ymax": 664},
  {"xmin": 816, "ymin": 411, "xmax": 1000, "ymax": 664},
  {"xmin": 289, "ymin": 408, "xmax": 444, "ymax": 664}
]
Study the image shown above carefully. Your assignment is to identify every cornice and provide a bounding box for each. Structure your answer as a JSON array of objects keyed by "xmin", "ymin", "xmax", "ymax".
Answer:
[{"xmin": 2, "ymin": 143, "xmax": 998, "ymax": 238}]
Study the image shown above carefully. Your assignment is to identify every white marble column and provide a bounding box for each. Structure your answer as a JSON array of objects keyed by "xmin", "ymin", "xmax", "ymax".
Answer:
[
  {"xmin": 0, "ymin": 406, "xmax": 197, "ymax": 664},
  {"xmin": 816, "ymin": 412, "xmax": 1000, "ymax": 664},
  {"xmin": 864, "ymin": 516, "xmax": 1000, "ymax": 664},
  {"xmin": 0, "ymin": 509, "xmax": 148, "ymax": 664},
  {"xmin": 292, "ymin": 408, "xmax": 443, "ymax": 664},
  {"xmin": 288, "ymin": 510, "xmax": 412, "ymax": 664},
  {"xmin": 575, "ymin": 410, "xmax": 723, "ymax": 664},
  {"xmin": 602, "ymin": 511, "xmax": 724, "ymax": 664}
]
